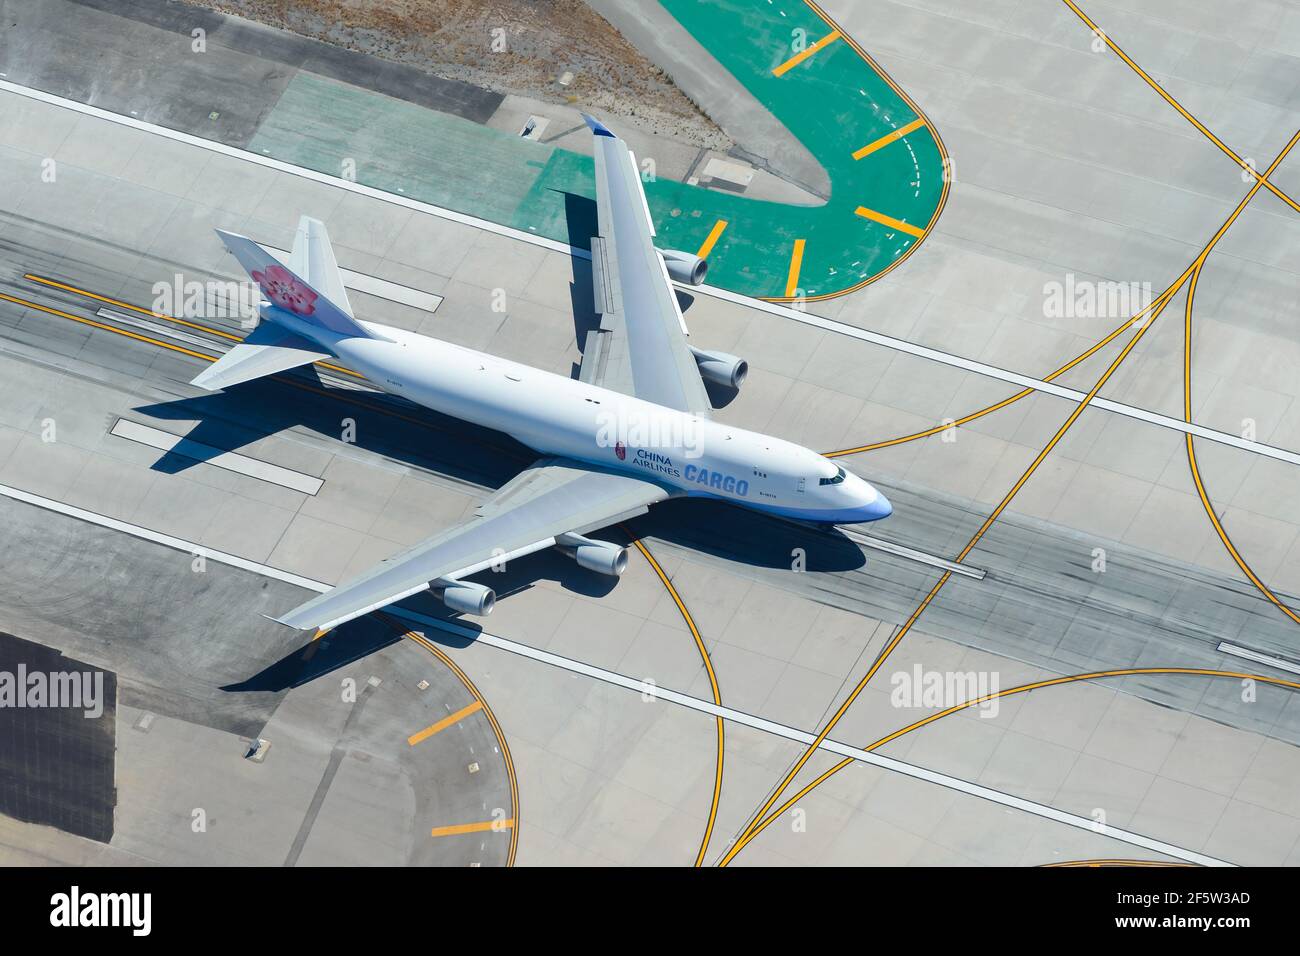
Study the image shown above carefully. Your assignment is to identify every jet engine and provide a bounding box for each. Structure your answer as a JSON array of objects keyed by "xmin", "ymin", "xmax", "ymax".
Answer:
[
  {"xmin": 689, "ymin": 346, "xmax": 749, "ymax": 389},
  {"xmin": 437, "ymin": 580, "xmax": 496, "ymax": 616},
  {"xmin": 658, "ymin": 249, "xmax": 709, "ymax": 286},
  {"xmin": 557, "ymin": 534, "xmax": 630, "ymax": 577}
]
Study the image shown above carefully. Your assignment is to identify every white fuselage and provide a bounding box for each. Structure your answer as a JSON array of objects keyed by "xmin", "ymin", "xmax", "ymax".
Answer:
[{"xmin": 283, "ymin": 311, "xmax": 891, "ymax": 524}]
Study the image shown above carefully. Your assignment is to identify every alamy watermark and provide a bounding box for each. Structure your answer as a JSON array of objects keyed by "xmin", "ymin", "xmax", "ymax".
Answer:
[
  {"xmin": 595, "ymin": 408, "xmax": 704, "ymax": 459},
  {"xmin": 890, "ymin": 664, "xmax": 1001, "ymax": 718},
  {"xmin": 1043, "ymin": 274, "xmax": 1152, "ymax": 320},
  {"xmin": 0, "ymin": 664, "xmax": 104, "ymax": 718},
  {"xmin": 152, "ymin": 274, "xmax": 261, "ymax": 324},
  {"xmin": 50, "ymin": 886, "xmax": 150, "ymax": 936}
]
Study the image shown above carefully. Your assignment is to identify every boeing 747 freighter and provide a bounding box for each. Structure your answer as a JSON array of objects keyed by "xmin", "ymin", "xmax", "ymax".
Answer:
[{"xmin": 193, "ymin": 115, "xmax": 890, "ymax": 632}]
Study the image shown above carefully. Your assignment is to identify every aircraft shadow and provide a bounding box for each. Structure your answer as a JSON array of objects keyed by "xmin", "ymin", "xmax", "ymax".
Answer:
[
  {"xmin": 221, "ymin": 615, "xmax": 406, "ymax": 692},
  {"xmin": 626, "ymin": 497, "xmax": 866, "ymax": 574},
  {"xmin": 134, "ymin": 366, "xmax": 532, "ymax": 490}
]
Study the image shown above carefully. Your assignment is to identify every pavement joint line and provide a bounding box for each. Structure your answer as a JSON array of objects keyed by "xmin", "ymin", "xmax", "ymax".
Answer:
[
  {"xmin": 4, "ymin": 80, "xmax": 1297, "ymax": 470},
  {"xmin": 1216, "ymin": 642, "xmax": 1300, "ymax": 677},
  {"xmin": 0, "ymin": 478, "xmax": 1231, "ymax": 868}
]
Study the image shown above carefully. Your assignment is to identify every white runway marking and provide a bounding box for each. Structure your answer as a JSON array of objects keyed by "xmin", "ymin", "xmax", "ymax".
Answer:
[
  {"xmin": 840, "ymin": 527, "xmax": 985, "ymax": 579},
  {"xmin": 2, "ymin": 80, "xmax": 1296, "ymax": 469},
  {"xmin": 109, "ymin": 418, "xmax": 324, "ymax": 495},
  {"xmin": 265, "ymin": 245, "xmax": 443, "ymax": 313},
  {"xmin": 1217, "ymin": 641, "xmax": 1300, "ymax": 677},
  {"xmin": 0, "ymin": 477, "xmax": 1231, "ymax": 866}
]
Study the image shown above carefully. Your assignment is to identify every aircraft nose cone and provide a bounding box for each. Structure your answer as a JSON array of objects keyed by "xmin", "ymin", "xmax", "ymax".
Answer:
[{"xmin": 863, "ymin": 491, "xmax": 892, "ymax": 521}]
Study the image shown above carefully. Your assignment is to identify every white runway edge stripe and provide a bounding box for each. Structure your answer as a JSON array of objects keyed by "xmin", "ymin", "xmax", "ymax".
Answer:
[
  {"xmin": 0, "ymin": 478, "xmax": 1231, "ymax": 867},
  {"xmin": 5, "ymin": 81, "xmax": 1294, "ymax": 470},
  {"xmin": 3, "ymin": 80, "xmax": 1297, "ymax": 470}
]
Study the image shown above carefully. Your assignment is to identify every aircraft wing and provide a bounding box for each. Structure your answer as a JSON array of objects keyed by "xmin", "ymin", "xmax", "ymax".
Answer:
[
  {"xmin": 578, "ymin": 114, "xmax": 713, "ymax": 417},
  {"xmin": 275, "ymin": 458, "xmax": 672, "ymax": 632}
]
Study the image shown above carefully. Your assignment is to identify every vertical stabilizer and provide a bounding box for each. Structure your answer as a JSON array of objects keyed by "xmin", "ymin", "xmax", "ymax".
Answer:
[
  {"xmin": 288, "ymin": 215, "xmax": 355, "ymax": 318},
  {"xmin": 191, "ymin": 220, "xmax": 384, "ymax": 391}
]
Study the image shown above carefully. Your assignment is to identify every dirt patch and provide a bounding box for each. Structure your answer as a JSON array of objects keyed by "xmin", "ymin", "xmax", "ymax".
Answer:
[{"xmin": 190, "ymin": 0, "xmax": 731, "ymax": 148}]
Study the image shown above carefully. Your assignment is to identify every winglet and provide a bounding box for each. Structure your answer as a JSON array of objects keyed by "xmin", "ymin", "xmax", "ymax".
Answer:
[{"xmin": 581, "ymin": 112, "xmax": 616, "ymax": 138}]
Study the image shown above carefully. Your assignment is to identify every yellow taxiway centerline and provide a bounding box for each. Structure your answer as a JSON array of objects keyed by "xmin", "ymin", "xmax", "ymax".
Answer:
[
  {"xmin": 0, "ymin": 291, "xmax": 216, "ymax": 361},
  {"xmin": 24, "ymin": 272, "xmax": 365, "ymax": 380},
  {"xmin": 1045, "ymin": 860, "xmax": 1190, "ymax": 868},
  {"xmin": 1062, "ymin": 0, "xmax": 1300, "ymax": 215},
  {"xmin": 721, "ymin": 130, "xmax": 1300, "ymax": 866},
  {"xmin": 724, "ymin": 665, "xmax": 1300, "ymax": 865},
  {"xmin": 631, "ymin": 537, "xmax": 724, "ymax": 868}
]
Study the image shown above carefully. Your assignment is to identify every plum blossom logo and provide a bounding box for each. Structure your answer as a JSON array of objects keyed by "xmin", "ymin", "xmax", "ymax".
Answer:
[
  {"xmin": 252, "ymin": 264, "xmax": 317, "ymax": 316},
  {"xmin": 615, "ymin": 441, "xmax": 626, "ymax": 461}
]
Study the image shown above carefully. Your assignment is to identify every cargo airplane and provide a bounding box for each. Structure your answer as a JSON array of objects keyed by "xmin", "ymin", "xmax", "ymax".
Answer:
[{"xmin": 193, "ymin": 115, "xmax": 891, "ymax": 632}]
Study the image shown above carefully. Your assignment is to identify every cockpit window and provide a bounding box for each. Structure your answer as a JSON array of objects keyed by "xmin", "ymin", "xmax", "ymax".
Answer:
[{"xmin": 818, "ymin": 466, "xmax": 847, "ymax": 486}]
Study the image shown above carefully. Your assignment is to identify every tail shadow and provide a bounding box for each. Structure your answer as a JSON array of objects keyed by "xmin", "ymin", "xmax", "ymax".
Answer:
[{"xmin": 130, "ymin": 369, "xmax": 530, "ymax": 489}]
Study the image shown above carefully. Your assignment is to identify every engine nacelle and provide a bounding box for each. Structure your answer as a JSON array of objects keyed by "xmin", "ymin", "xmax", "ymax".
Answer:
[
  {"xmin": 658, "ymin": 248, "xmax": 708, "ymax": 286},
  {"xmin": 689, "ymin": 346, "xmax": 749, "ymax": 389},
  {"xmin": 437, "ymin": 580, "xmax": 495, "ymax": 616},
  {"xmin": 556, "ymin": 534, "xmax": 629, "ymax": 577}
]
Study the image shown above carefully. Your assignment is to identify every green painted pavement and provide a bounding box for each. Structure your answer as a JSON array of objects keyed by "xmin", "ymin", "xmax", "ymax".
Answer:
[{"xmin": 246, "ymin": 0, "xmax": 947, "ymax": 299}]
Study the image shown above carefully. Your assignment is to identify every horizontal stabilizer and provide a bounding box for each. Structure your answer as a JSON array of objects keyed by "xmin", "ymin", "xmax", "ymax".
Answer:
[{"xmin": 191, "ymin": 321, "xmax": 330, "ymax": 391}]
